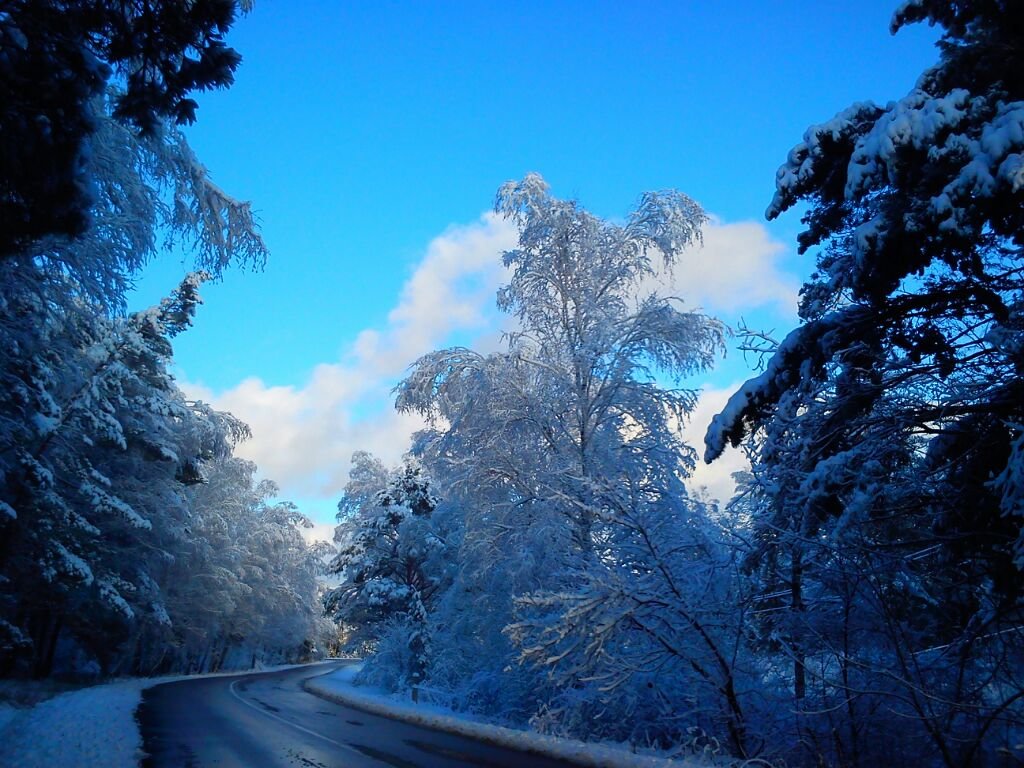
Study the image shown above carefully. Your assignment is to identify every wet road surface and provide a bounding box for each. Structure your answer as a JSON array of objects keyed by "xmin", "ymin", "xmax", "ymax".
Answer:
[{"xmin": 138, "ymin": 661, "xmax": 576, "ymax": 767}]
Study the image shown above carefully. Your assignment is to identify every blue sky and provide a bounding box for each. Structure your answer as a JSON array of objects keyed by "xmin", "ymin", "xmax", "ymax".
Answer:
[{"xmin": 130, "ymin": 2, "xmax": 940, "ymax": 536}]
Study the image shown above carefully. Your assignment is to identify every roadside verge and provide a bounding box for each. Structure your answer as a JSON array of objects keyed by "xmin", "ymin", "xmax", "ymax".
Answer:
[{"xmin": 304, "ymin": 666, "xmax": 704, "ymax": 768}]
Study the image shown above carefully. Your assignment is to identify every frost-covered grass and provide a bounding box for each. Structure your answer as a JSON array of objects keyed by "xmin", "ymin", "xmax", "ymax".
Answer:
[
  {"xmin": 306, "ymin": 665, "xmax": 713, "ymax": 767},
  {"xmin": 0, "ymin": 662, "xmax": 326, "ymax": 768}
]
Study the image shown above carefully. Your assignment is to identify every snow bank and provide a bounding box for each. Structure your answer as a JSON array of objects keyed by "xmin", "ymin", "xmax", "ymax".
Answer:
[
  {"xmin": 305, "ymin": 666, "xmax": 707, "ymax": 767},
  {"xmin": 0, "ymin": 677, "xmax": 151, "ymax": 768}
]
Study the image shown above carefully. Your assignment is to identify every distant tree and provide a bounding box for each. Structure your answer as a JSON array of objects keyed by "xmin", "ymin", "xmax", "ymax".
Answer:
[
  {"xmin": 325, "ymin": 456, "xmax": 443, "ymax": 689},
  {"xmin": 162, "ymin": 459, "xmax": 333, "ymax": 675},
  {"xmin": 1, "ymin": 0, "xmax": 253, "ymax": 256},
  {"xmin": 705, "ymin": 3, "xmax": 1024, "ymax": 765}
]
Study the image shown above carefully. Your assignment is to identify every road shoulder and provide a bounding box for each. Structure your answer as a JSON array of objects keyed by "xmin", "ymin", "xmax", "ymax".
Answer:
[{"xmin": 304, "ymin": 666, "xmax": 699, "ymax": 768}]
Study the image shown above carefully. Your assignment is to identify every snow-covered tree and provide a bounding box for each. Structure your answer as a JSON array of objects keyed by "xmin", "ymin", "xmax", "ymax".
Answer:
[
  {"xmin": 0, "ymin": 278, "xmax": 332, "ymax": 677},
  {"xmin": 706, "ymin": 4, "xmax": 1024, "ymax": 765},
  {"xmin": 325, "ymin": 455, "xmax": 444, "ymax": 689},
  {"xmin": 25, "ymin": 102, "xmax": 267, "ymax": 314},
  {"xmin": 152, "ymin": 457, "xmax": 334, "ymax": 675},
  {"xmin": 0, "ymin": 4, "xmax": 338, "ymax": 681},
  {"xmin": 399, "ymin": 173, "xmax": 722, "ymax": 557},
  {"xmin": 394, "ymin": 175, "xmax": 743, "ymax": 751},
  {"xmin": 0, "ymin": 273, "xmax": 243, "ymax": 675},
  {"xmin": 0, "ymin": 76, "xmax": 280, "ymax": 677},
  {"xmin": 506, "ymin": 469, "xmax": 753, "ymax": 754}
]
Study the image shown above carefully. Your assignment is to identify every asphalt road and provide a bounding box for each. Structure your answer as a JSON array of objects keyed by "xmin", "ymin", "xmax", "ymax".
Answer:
[{"xmin": 138, "ymin": 661, "xmax": 576, "ymax": 767}]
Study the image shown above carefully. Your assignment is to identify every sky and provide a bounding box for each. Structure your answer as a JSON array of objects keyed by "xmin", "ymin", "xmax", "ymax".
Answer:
[{"xmin": 129, "ymin": 1, "xmax": 941, "ymax": 541}]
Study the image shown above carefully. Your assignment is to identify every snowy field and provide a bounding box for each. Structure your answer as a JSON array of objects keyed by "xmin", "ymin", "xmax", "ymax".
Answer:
[{"xmin": 306, "ymin": 665, "xmax": 713, "ymax": 768}]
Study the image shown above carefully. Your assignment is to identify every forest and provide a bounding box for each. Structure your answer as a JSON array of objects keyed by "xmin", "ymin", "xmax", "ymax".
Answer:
[
  {"xmin": 0, "ymin": 0, "xmax": 336, "ymax": 678},
  {"xmin": 2, "ymin": 1, "xmax": 1023, "ymax": 767}
]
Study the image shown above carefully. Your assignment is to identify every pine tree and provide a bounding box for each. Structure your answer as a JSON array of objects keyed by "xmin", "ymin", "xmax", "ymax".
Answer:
[
  {"xmin": 1, "ymin": 0, "xmax": 253, "ymax": 256},
  {"xmin": 705, "ymin": 4, "xmax": 1024, "ymax": 764},
  {"xmin": 325, "ymin": 456, "xmax": 443, "ymax": 689}
]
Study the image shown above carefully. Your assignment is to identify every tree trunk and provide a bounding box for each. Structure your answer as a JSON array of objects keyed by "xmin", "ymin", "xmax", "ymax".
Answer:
[
  {"xmin": 792, "ymin": 551, "xmax": 806, "ymax": 700},
  {"xmin": 31, "ymin": 611, "xmax": 61, "ymax": 679}
]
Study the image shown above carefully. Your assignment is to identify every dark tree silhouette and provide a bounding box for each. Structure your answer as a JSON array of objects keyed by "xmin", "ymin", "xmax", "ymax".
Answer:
[{"xmin": 1, "ymin": 0, "xmax": 249, "ymax": 256}]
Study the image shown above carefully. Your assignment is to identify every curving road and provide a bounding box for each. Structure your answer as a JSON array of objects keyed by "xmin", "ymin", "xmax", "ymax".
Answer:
[{"xmin": 138, "ymin": 661, "xmax": 575, "ymax": 767}]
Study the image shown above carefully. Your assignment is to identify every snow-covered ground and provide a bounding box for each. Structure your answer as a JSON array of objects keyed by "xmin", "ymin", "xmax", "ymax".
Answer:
[
  {"xmin": 306, "ymin": 666, "xmax": 711, "ymax": 767},
  {"xmin": 0, "ymin": 662, "xmax": 328, "ymax": 768},
  {"xmin": 0, "ymin": 702, "xmax": 19, "ymax": 734},
  {"xmin": 0, "ymin": 676, "xmax": 154, "ymax": 768}
]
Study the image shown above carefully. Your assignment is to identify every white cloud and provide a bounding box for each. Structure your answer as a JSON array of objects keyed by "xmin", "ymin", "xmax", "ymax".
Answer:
[
  {"xmin": 352, "ymin": 212, "xmax": 521, "ymax": 378},
  {"xmin": 184, "ymin": 212, "xmax": 518, "ymax": 505},
  {"xmin": 301, "ymin": 519, "xmax": 338, "ymax": 546},
  {"xmin": 646, "ymin": 218, "xmax": 799, "ymax": 317},
  {"xmin": 186, "ymin": 211, "xmax": 794, "ymax": 516},
  {"xmin": 646, "ymin": 217, "xmax": 795, "ymax": 505},
  {"xmin": 678, "ymin": 383, "xmax": 750, "ymax": 505}
]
